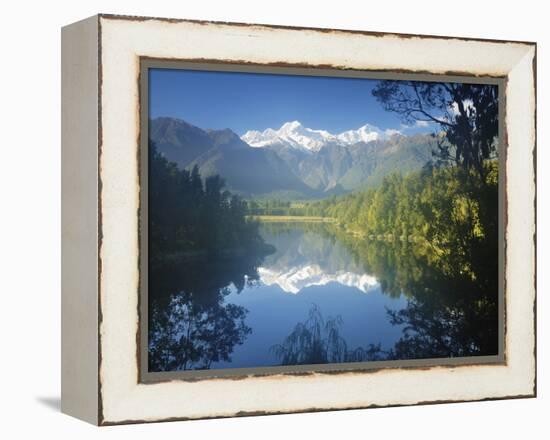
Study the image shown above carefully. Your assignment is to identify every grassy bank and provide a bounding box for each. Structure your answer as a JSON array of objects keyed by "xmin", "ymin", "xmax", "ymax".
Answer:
[{"xmin": 247, "ymin": 215, "xmax": 337, "ymax": 223}]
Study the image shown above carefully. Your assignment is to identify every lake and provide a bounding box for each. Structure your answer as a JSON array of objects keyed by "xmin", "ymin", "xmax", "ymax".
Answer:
[
  {"xmin": 211, "ymin": 223, "xmax": 408, "ymax": 369},
  {"xmin": 148, "ymin": 222, "xmax": 412, "ymax": 371},
  {"xmin": 148, "ymin": 221, "xmax": 499, "ymax": 372}
]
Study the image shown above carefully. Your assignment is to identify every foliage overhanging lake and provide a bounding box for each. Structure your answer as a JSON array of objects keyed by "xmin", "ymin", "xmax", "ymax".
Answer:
[{"xmin": 147, "ymin": 70, "xmax": 500, "ymax": 372}]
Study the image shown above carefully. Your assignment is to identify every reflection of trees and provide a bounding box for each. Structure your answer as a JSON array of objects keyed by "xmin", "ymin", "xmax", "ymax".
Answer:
[
  {"xmin": 269, "ymin": 206, "xmax": 499, "ymax": 365},
  {"xmin": 271, "ymin": 304, "xmax": 386, "ymax": 365},
  {"xmin": 383, "ymin": 241, "xmax": 498, "ymax": 359},
  {"xmin": 150, "ymin": 290, "xmax": 251, "ymax": 371},
  {"xmin": 332, "ymin": 227, "xmax": 498, "ymax": 359},
  {"xmin": 387, "ymin": 298, "xmax": 484, "ymax": 359},
  {"xmin": 148, "ymin": 253, "xmax": 263, "ymax": 372}
]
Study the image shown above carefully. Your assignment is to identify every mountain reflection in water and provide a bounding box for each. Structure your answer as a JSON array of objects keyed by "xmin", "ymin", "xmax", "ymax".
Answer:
[
  {"xmin": 148, "ymin": 222, "xmax": 498, "ymax": 371},
  {"xmin": 257, "ymin": 225, "xmax": 379, "ymax": 294}
]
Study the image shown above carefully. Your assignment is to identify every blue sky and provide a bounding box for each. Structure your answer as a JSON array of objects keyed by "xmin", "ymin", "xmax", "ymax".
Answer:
[{"xmin": 149, "ymin": 68, "xmax": 434, "ymax": 136}]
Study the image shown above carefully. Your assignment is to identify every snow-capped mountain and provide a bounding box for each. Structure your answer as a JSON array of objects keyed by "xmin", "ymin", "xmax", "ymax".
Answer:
[
  {"xmin": 241, "ymin": 121, "xmax": 388, "ymax": 152},
  {"xmin": 336, "ymin": 123, "xmax": 385, "ymax": 145},
  {"xmin": 258, "ymin": 265, "xmax": 379, "ymax": 294},
  {"xmin": 150, "ymin": 117, "xmax": 434, "ymax": 197}
]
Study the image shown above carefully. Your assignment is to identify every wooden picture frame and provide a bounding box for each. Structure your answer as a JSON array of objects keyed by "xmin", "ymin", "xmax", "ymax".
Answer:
[{"xmin": 61, "ymin": 14, "xmax": 536, "ymax": 425}]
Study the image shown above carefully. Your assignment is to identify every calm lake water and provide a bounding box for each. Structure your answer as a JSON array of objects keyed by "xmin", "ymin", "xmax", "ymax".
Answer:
[
  {"xmin": 148, "ymin": 223, "xmax": 412, "ymax": 371},
  {"xmin": 211, "ymin": 224, "xmax": 407, "ymax": 369},
  {"xmin": 149, "ymin": 221, "xmax": 499, "ymax": 372}
]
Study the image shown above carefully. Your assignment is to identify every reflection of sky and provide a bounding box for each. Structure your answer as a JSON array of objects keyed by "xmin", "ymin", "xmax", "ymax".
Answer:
[
  {"xmin": 211, "ymin": 282, "xmax": 407, "ymax": 369},
  {"xmin": 210, "ymin": 226, "xmax": 408, "ymax": 369}
]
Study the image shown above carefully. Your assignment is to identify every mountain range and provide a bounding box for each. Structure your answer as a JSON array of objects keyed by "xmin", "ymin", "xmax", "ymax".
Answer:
[
  {"xmin": 150, "ymin": 117, "xmax": 435, "ymax": 199},
  {"xmin": 241, "ymin": 120, "xmax": 389, "ymax": 152}
]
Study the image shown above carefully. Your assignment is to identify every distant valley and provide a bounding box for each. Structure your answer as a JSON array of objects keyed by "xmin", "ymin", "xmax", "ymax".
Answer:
[{"xmin": 150, "ymin": 117, "xmax": 435, "ymax": 199}]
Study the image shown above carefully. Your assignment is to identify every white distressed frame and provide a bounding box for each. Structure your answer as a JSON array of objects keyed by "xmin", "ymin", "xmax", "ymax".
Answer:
[{"xmin": 65, "ymin": 14, "xmax": 537, "ymax": 425}]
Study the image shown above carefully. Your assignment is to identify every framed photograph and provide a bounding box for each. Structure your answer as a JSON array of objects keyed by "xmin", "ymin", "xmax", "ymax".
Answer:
[{"xmin": 61, "ymin": 14, "xmax": 536, "ymax": 425}]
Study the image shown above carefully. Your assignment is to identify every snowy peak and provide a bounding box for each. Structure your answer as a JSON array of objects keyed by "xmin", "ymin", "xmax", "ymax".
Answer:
[
  {"xmin": 241, "ymin": 121, "xmax": 389, "ymax": 152},
  {"xmin": 242, "ymin": 120, "xmax": 338, "ymax": 152},
  {"xmin": 279, "ymin": 120, "xmax": 303, "ymax": 134},
  {"xmin": 336, "ymin": 124, "xmax": 385, "ymax": 144}
]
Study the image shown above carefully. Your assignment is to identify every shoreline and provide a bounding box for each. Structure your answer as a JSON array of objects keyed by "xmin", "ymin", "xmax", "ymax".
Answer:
[{"xmin": 247, "ymin": 215, "xmax": 337, "ymax": 223}]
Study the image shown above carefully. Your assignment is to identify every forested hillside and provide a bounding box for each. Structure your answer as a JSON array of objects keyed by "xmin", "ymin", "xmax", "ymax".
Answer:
[{"xmin": 309, "ymin": 162, "xmax": 497, "ymax": 243}]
